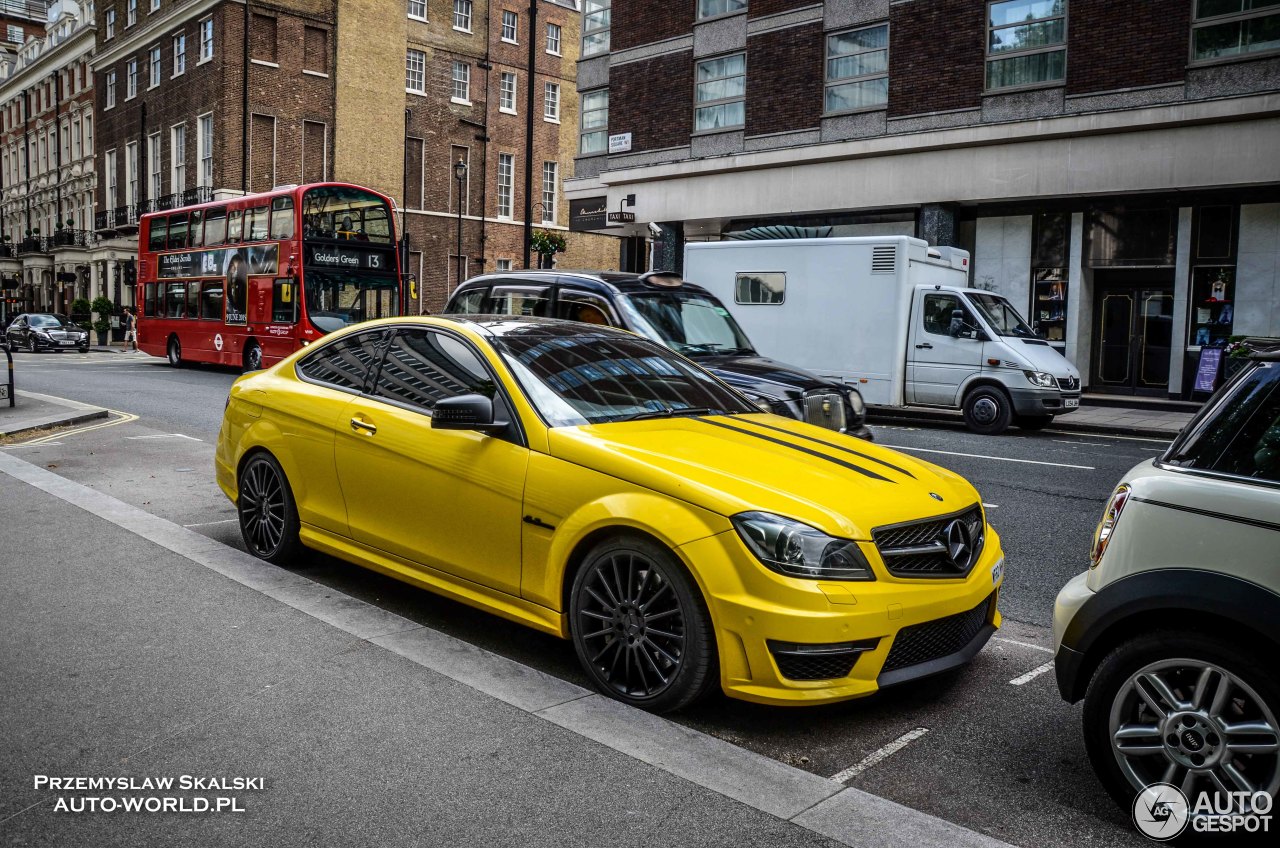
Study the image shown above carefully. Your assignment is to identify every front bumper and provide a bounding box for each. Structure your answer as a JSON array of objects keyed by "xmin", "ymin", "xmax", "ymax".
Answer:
[
  {"xmin": 1008, "ymin": 386, "xmax": 1081, "ymax": 416},
  {"xmin": 679, "ymin": 528, "xmax": 1005, "ymax": 706},
  {"xmin": 1052, "ymin": 570, "xmax": 1095, "ymax": 702}
]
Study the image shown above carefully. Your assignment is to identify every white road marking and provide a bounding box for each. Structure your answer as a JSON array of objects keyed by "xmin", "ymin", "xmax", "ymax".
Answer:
[
  {"xmin": 183, "ymin": 518, "xmax": 240, "ymax": 528},
  {"xmin": 881, "ymin": 444, "xmax": 1095, "ymax": 470},
  {"xmin": 829, "ymin": 728, "xmax": 930, "ymax": 784},
  {"xmin": 982, "ymin": 502, "xmax": 999, "ymax": 509},
  {"xmin": 1009, "ymin": 661, "xmax": 1056, "ymax": 686},
  {"xmin": 126, "ymin": 433, "xmax": 203, "ymax": 442},
  {"xmin": 1051, "ymin": 439, "xmax": 1108, "ymax": 447},
  {"xmin": 992, "ymin": 637, "xmax": 1054, "ymax": 655},
  {"xmin": 1045, "ymin": 429, "xmax": 1173, "ymax": 444}
]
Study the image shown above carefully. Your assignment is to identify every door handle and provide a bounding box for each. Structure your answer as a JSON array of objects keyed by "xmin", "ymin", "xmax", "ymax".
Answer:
[
  {"xmin": 916, "ymin": 342, "xmax": 933, "ymax": 350},
  {"xmin": 349, "ymin": 417, "xmax": 377, "ymax": 435}
]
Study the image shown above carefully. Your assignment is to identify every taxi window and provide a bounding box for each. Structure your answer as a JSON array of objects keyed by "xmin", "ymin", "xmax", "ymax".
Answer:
[
  {"xmin": 554, "ymin": 290, "xmax": 617, "ymax": 327},
  {"xmin": 489, "ymin": 286, "xmax": 550, "ymax": 317},
  {"xmin": 450, "ymin": 288, "xmax": 488, "ymax": 314}
]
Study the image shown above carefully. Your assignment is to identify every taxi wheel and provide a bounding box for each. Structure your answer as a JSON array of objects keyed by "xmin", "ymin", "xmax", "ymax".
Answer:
[
  {"xmin": 238, "ymin": 452, "xmax": 303, "ymax": 565},
  {"xmin": 570, "ymin": 535, "xmax": 717, "ymax": 713}
]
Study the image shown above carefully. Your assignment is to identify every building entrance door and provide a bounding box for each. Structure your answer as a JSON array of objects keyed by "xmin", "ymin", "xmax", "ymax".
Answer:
[{"xmin": 1091, "ymin": 269, "xmax": 1175, "ymax": 397}]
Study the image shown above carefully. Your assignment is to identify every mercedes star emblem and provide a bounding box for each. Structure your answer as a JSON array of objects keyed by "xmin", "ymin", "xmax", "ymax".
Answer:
[{"xmin": 943, "ymin": 519, "xmax": 974, "ymax": 569}]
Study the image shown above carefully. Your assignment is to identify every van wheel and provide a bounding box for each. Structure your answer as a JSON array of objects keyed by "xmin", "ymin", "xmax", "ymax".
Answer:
[
  {"xmin": 166, "ymin": 336, "xmax": 182, "ymax": 367},
  {"xmin": 243, "ymin": 341, "xmax": 262, "ymax": 373},
  {"xmin": 963, "ymin": 387, "xmax": 1012, "ymax": 435},
  {"xmin": 1015, "ymin": 414, "xmax": 1053, "ymax": 431}
]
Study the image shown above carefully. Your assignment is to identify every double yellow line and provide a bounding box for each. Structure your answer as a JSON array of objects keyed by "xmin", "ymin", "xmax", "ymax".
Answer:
[{"xmin": 14, "ymin": 409, "xmax": 140, "ymax": 446}]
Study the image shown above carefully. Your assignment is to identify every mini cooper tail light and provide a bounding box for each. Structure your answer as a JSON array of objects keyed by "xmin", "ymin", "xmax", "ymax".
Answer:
[{"xmin": 1090, "ymin": 484, "xmax": 1131, "ymax": 568}]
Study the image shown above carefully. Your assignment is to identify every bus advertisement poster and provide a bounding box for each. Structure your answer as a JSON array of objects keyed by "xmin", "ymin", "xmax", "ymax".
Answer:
[{"xmin": 156, "ymin": 245, "xmax": 278, "ymax": 325}]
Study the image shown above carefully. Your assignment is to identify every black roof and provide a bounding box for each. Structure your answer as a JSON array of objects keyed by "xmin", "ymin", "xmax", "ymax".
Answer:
[
  {"xmin": 439, "ymin": 314, "xmax": 639, "ymax": 340},
  {"xmin": 453, "ymin": 270, "xmax": 712, "ymax": 297}
]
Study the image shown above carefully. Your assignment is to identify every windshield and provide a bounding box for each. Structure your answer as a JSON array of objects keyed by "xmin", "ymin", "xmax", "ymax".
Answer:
[
  {"xmin": 301, "ymin": 186, "xmax": 394, "ymax": 244},
  {"xmin": 968, "ymin": 294, "xmax": 1037, "ymax": 338},
  {"xmin": 618, "ymin": 291, "xmax": 756, "ymax": 356},
  {"xmin": 303, "ymin": 270, "xmax": 399, "ymax": 333},
  {"xmin": 29, "ymin": 314, "xmax": 74, "ymax": 328},
  {"xmin": 496, "ymin": 332, "xmax": 755, "ymax": 427}
]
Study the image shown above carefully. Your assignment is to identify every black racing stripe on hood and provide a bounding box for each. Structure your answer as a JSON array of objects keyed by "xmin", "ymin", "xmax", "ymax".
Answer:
[
  {"xmin": 729, "ymin": 417, "xmax": 914, "ymax": 479},
  {"xmin": 697, "ymin": 418, "xmax": 895, "ymax": 483}
]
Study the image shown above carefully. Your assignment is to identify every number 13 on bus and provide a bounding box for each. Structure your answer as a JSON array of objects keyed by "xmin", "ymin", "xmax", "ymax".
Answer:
[{"xmin": 137, "ymin": 183, "xmax": 409, "ymax": 371}]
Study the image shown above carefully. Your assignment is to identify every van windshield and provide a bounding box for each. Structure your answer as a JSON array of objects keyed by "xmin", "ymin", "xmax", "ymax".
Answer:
[
  {"xmin": 617, "ymin": 291, "xmax": 756, "ymax": 357},
  {"xmin": 968, "ymin": 293, "xmax": 1037, "ymax": 338}
]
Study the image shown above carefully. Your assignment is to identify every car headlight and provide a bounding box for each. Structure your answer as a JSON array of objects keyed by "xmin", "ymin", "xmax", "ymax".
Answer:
[
  {"xmin": 1024, "ymin": 370, "xmax": 1056, "ymax": 388},
  {"xmin": 1090, "ymin": 484, "xmax": 1131, "ymax": 568},
  {"xmin": 732, "ymin": 512, "xmax": 874, "ymax": 581},
  {"xmin": 844, "ymin": 387, "xmax": 866, "ymax": 418}
]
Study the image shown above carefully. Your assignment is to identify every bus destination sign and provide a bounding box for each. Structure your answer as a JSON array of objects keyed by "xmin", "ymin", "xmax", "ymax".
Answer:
[{"xmin": 305, "ymin": 245, "xmax": 391, "ymax": 272}]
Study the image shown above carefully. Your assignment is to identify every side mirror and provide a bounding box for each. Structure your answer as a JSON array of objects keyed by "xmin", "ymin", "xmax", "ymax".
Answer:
[{"xmin": 431, "ymin": 393, "xmax": 506, "ymax": 434}]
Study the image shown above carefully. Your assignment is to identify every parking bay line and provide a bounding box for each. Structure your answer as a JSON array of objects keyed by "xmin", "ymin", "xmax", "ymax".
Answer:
[
  {"xmin": 829, "ymin": 728, "xmax": 931, "ymax": 784},
  {"xmin": 127, "ymin": 433, "xmax": 203, "ymax": 442},
  {"xmin": 1009, "ymin": 661, "xmax": 1056, "ymax": 686},
  {"xmin": 991, "ymin": 636, "xmax": 1053, "ymax": 654},
  {"xmin": 880, "ymin": 444, "xmax": 1095, "ymax": 470},
  {"xmin": 0, "ymin": 450, "xmax": 1014, "ymax": 848}
]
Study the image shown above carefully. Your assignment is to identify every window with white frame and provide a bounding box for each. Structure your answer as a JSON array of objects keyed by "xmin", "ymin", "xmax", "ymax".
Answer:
[
  {"xmin": 497, "ymin": 153, "xmax": 513, "ymax": 218},
  {"xmin": 453, "ymin": 0, "xmax": 473, "ymax": 32},
  {"xmin": 499, "ymin": 72, "xmax": 517, "ymax": 113},
  {"xmin": 546, "ymin": 22, "xmax": 561, "ymax": 54},
  {"xmin": 71, "ymin": 115, "xmax": 81, "ymax": 158},
  {"xmin": 1192, "ymin": 1, "xmax": 1280, "ymax": 62},
  {"xmin": 544, "ymin": 81, "xmax": 560, "ymax": 121},
  {"xmin": 105, "ymin": 70, "xmax": 116, "ymax": 108},
  {"xmin": 105, "ymin": 149, "xmax": 117, "ymax": 210},
  {"xmin": 694, "ymin": 53, "xmax": 745, "ymax": 131},
  {"xmin": 541, "ymin": 162, "xmax": 557, "ymax": 224},
  {"xmin": 173, "ymin": 33, "xmax": 187, "ymax": 76},
  {"xmin": 199, "ymin": 18, "xmax": 213, "ymax": 62},
  {"xmin": 408, "ymin": 0, "xmax": 426, "ymax": 20},
  {"xmin": 106, "ymin": 9, "xmax": 116, "ymax": 39},
  {"xmin": 6, "ymin": 24, "xmax": 21, "ymax": 43},
  {"xmin": 406, "ymin": 49, "xmax": 426, "ymax": 92},
  {"xmin": 451, "ymin": 61, "xmax": 470, "ymax": 103},
  {"xmin": 198, "ymin": 113, "xmax": 213, "ymax": 187},
  {"xmin": 496, "ymin": 259, "xmax": 512, "ymax": 271},
  {"xmin": 150, "ymin": 0, "xmax": 159, "ymax": 12},
  {"xmin": 698, "ymin": 0, "xmax": 747, "ymax": 19},
  {"xmin": 985, "ymin": 0, "xmax": 1066, "ymax": 90},
  {"xmin": 502, "ymin": 10, "xmax": 518, "ymax": 42},
  {"xmin": 148, "ymin": 132, "xmax": 161, "ymax": 198},
  {"xmin": 126, "ymin": 141, "xmax": 138, "ymax": 206},
  {"xmin": 149, "ymin": 44, "xmax": 161, "ymax": 87},
  {"xmin": 127, "ymin": 0, "xmax": 137, "ymax": 27},
  {"xmin": 171, "ymin": 124, "xmax": 185, "ymax": 195},
  {"xmin": 126, "ymin": 58, "xmax": 138, "ymax": 99},
  {"xmin": 579, "ymin": 89, "xmax": 607, "ymax": 154},
  {"xmin": 582, "ymin": 0, "xmax": 610, "ymax": 57},
  {"xmin": 825, "ymin": 24, "xmax": 888, "ymax": 113}
]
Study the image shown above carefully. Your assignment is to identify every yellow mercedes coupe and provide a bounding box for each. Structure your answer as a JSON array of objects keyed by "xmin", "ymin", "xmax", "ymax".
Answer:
[{"xmin": 216, "ymin": 316, "xmax": 1005, "ymax": 712}]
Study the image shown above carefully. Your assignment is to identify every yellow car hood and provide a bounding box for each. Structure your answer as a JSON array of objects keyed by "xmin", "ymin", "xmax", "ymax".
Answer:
[{"xmin": 547, "ymin": 414, "xmax": 981, "ymax": 540}]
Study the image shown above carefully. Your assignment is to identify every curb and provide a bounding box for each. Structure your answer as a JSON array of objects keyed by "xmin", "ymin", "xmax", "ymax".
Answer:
[
  {"xmin": 867, "ymin": 407, "xmax": 1184, "ymax": 440},
  {"xmin": 0, "ymin": 390, "xmax": 110, "ymax": 439}
]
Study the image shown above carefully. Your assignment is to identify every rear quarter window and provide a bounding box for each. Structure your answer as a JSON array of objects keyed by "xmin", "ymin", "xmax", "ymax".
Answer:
[{"xmin": 296, "ymin": 331, "xmax": 387, "ymax": 393}]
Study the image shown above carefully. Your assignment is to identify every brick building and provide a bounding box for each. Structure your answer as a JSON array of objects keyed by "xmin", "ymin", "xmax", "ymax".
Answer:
[
  {"xmin": 567, "ymin": 0, "xmax": 1280, "ymax": 400},
  {"xmin": 0, "ymin": 0, "xmax": 96, "ymax": 325}
]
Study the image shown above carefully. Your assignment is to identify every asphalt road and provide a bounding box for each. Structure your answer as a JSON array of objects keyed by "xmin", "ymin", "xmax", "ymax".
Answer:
[{"xmin": 5, "ymin": 348, "xmax": 1160, "ymax": 847}]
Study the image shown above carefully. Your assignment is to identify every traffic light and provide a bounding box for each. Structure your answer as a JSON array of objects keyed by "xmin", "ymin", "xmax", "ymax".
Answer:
[{"xmin": 122, "ymin": 260, "xmax": 136, "ymax": 287}]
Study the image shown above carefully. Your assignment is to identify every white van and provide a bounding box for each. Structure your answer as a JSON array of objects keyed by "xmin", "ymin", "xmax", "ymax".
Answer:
[{"xmin": 685, "ymin": 236, "xmax": 1082, "ymax": 435}]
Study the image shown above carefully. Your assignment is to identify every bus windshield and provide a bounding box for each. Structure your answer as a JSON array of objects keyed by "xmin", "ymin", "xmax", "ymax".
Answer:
[
  {"xmin": 303, "ymin": 270, "xmax": 399, "ymax": 333},
  {"xmin": 300, "ymin": 186, "xmax": 393, "ymax": 244}
]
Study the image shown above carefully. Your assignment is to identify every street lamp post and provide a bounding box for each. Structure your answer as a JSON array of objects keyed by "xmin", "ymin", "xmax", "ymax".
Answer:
[{"xmin": 453, "ymin": 157, "xmax": 468, "ymax": 292}]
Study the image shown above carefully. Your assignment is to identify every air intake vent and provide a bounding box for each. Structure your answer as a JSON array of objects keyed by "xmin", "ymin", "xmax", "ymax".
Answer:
[{"xmin": 871, "ymin": 245, "xmax": 896, "ymax": 275}]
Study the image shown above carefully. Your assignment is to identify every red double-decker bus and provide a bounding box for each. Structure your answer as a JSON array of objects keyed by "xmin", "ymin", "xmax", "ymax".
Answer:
[{"xmin": 138, "ymin": 183, "xmax": 404, "ymax": 371}]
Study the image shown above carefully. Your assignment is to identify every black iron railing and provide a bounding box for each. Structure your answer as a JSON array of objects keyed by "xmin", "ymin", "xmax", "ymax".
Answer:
[
  {"xmin": 17, "ymin": 237, "xmax": 48, "ymax": 254},
  {"xmin": 94, "ymin": 210, "xmax": 114, "ymax": 231},
  {"xmin": 52, "ymin": 229, "xmax": 93, "ymax": 247}
]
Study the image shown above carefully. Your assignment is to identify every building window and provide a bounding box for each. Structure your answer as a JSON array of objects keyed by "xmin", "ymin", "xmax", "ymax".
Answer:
[
  {"xmin": 71, "ymin": 115, "xmax": 81, "ymax": 159},
  {"xmin": 825, "ymin": 24, "xmax": 888, "ymax": 113},
  {"xmin": 496, "ymin": 259, "xmax": 512, "ymax": 271},
  {"xmin": 499, "ymin": 72, "xmax": 517, "ymax": 113},
  {"xmin": 199, "ymin": 18, "xmax": 213, "ymax": 62},
  {"xmin": 544, "ymin": 81, "xmax": 560, "ymax": 121},
  {"xmin": 126, "ymin": 59, "xmax": 138, "ymax": 99},
  {"xmin": 986, "ymin": 0, "xmax": 1067, "ymax": 90},
  {"xmin": 150, "ymin": 0, "xmax": 159, "ymax": 13},
  {"xmin": 105, "ymin": 71, "xmax": 116, "ymax": 108},
  {"xmin": 173, "ymin": 34, "xmax": 187, "ymax": 76},
  {"xmin": 694, "ymin": 53, "xmax": 746, "ymax": 131},
  {"xmin": 7, "ymin": 24, "xmax": 22, "ymax": 43},
  {"xmin": 127, "ymin": 0, "xmax": 137, "ymax": 27},
  {"xmin": 1193, "ymin": 1, "xmax": 1280, "ymax": 61},
  {"xmin": 305, "ymin": 26, "xmax": 329, "ymax": 74},
  {"xmin": 546, "ymin": 22, "xmax": 561, "ymax": 54},
  {"xmin": 580, "ymin": 89, "xmax": 607, "ymax": 154},
  {"xmin": 171, "ymin": 124, "xmax": 185, "ymax": 195},
  {"xmin": 1030, "ymin": 212, "xmax": 1069, "ymax": 345},
  {"xmin": 541, "ymin": 162, "xmax": 557, "ymax": 224},
  {"xmin": 697, "ymin": 0, "xmax": 747, "ymax": 19},
  {"xmin": 502, "ymin": 10, "xmax": 518, "ymax": 42},
  {"xmin": 406, "ymin": 49, "xmax": 426, "ymax": 92},
  {"xmin": 149, "ymin": 44, "xmax": 161, "ymax": 87},
  {"xmin": 451, "ymin": 61, "xmax": 470, "ymax": 103},
  {"xmin": 198, "ymin": 113, "xmax": 213, "ymax": 188},
  {"xmin": 497, "ymin": 153, "xmax": 514, "ymax": 219},
  {"xmin": 582, "ymin": 0, "xmax": 610, "ymax": 57},
  {"xmin": 453, "ymin": 0, "xmax": 473, "ymax": 32},
  {"xmin": 106, "ymin": 10, "xmax": 115, "ymax": 39},
  {"xmin": 148, "ymin": 132, "xmax": 161, "ymax": 198},
  {"xmin": 408, "ymin": 0, "xmax": 426, "ymax": 20},
  {"xmin": 126, "ymin": 142, "xmax": 139, "ymax": 206},
  {"xmin": 105, "ymin": 149, "xmax": 117, "ymax": 210}
]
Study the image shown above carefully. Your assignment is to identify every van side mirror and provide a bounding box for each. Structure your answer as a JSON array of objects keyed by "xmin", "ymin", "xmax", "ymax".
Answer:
[
  {"xmin": 949, "ymin": 309, "xmax": 989, "ymax": 341},
  {"xmin": 431, "ymin": 394, "xmax": 507, "ymax": 434}
]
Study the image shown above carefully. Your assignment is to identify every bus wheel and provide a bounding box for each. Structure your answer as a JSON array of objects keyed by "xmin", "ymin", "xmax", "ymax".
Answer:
[
  {"xmin": 167, "ymin": 336, "xmax": 182, "ymax": 367},
  {"xmin": 243, "ymin": 342, "xmax": 262, "ymax": 373}
]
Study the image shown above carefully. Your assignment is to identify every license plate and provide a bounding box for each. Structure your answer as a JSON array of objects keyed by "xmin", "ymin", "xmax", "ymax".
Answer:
[
  {"xmin": 1064, "ymin": 397, "xmax": 1079, "ymax": 408},
  {"xmin": 991, "ymin": 558, "xmax": 1005, "ymax": 585},
  {"xmin": 60, "ymin": 340, "xmax": 76, "ymax": 346}
]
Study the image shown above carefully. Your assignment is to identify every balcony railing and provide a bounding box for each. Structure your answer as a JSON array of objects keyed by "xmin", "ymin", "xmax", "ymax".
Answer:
[
  {"xmin": 94, "ymin": 210, "xmax": 115, "ymax": 232},
  {"xmin": 52, "ymin": 229, "xmax": 94, "ymax": 247},
  {"xmin": 0, "ymin": 243, "xmax": 15, "ymax": 258},
  {"xmin": 17, "ymin": 237, "xmax": 49, "ymax": 255}
]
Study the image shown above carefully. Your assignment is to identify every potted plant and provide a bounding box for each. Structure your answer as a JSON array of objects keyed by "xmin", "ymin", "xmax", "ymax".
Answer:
[
  {"xmin": 530, "ymin": 229, "xmax": 567, "ymax": 269},
  {"xmin": 91, "ymin": 295, "xmax": 114, "ymax": 346},
  {"xmin": 70, "ymin": 297, "xmax": 91, "ymax": 324}
]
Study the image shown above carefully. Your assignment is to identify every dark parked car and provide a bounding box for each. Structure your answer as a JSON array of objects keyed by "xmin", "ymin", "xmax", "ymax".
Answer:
[
  {"xmin": 3, "ymin": 313, "xmax": 89, "ymax": 353},
  {"xmin": 442, "ymin": 270, "xmax": 871, "ymax": 439}
]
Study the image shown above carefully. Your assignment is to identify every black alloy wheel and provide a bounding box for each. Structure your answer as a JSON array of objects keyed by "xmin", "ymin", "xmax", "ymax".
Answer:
[
  {"xmin": 237, "ymin": 453, "xmax": 302, "ymax": 565},
  {"xmin": 570, "ymin": 536, "xmax": 716, "ymax": 713},
  {"xmin": 243, "ymin": 342, "xmax": 263, "ymax": 373},
  {"xmin": 167, "ymin": 337, "xmax": 182, "ymax": 367}
]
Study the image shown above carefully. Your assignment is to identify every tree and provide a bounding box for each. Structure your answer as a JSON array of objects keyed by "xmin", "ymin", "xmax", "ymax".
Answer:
[{"xmin": 530, "ymin": 229, "xmax": 567, "ymax": 269}]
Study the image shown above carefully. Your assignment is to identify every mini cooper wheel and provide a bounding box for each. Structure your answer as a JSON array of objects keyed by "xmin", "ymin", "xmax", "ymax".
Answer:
[
  {"xmin": 167, "ymin": 336, "xmax": 182, "ymax": 367},
  {"xmin": 963, "ymin": 386, "xmax": 1012, "ymax": 435},
  {"xmin": 1084, "ymin": 631, "xmax": 1280, "ymax": 816},
  {"xmin": 237, "ymin": 453, "xmax": 303, "ymax": 565},
  {"xmin": 570, "ymin": 536, "xmax": 716, "ymax": 713}
]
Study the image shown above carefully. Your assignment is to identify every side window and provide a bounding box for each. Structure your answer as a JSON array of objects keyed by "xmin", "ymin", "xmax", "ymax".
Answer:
[
  {"xmin": 373, "ymin": 329, "xmax": 495, "ymax": 412},
  {"xmin": 922, "ymin": 293, "xmax": 976, "ymax": 337},
  {"xmin": 148, "ymin": 216, "xmax": 167, "ymax": 250},
  {"xmin": 554, "ymin": 290, "xmax": 616, "ymax": 326},
  {"xmin": 272, "ymin": 278, "xmax": 297, "ymax": 323},
  {"xmin": 186, "ymin": 281, "xmax": 200, "ymax": 318},
  {"xmin": 1175, "ymin": 364, "xmax": 1280, "ymax": 483},
  {"xmin": 734, "ymin": 272, "xmax": 785, "ymax": 305},
  {"xmin": 204, "ymin": 208, "xmax": 227, "ymax": 245},
  {"xmin": 451, "ymin": 288, "xmax": 488, "ymax": 314},
  {"xmin": 247, "ymin": 206, "xmax": 269, "ymax": 241},
  {"xmin": 167, "ymin": 213, "xmax": 188, "ymax": 249},
  {"xmin": 189, "ymin": 210, "xmax": 204, "ymax": 248},
  {"xmin": 270, "ymin": 196, "xmax": 294, "ymax": 240},
  {"xmin": 200, "ymin": 282, "xmax": 223, "ymax": 319},
  {"xmin": 144, "ymin": 283, "xmax": 156, "ymax": 316},
  {"xmin": 227, "ymin": 209, "xmax": 243, "ymax": 243},
  {"xmin": 489, "ymin": 286, "xmax": 550, "ymax": 316},
  {"xmin": 165, "ymin": 281, "xmax": 186, "ymax": 317},
  {"xmin": 296, "ymin": 330, "xmax": 387, "ymax": 393}
]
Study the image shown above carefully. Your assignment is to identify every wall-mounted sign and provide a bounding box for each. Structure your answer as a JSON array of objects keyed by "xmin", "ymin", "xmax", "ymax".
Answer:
[
  {"xmin": 570, "ymin": 197, "xmax": 608, "ymax": 232},
  {"xmin": 607, "ymin": 212, "xmax": 636, "ymax": 224},
  {"xmin": 608, "ymin": 133, "xmax": 632, "ymax": 154}
]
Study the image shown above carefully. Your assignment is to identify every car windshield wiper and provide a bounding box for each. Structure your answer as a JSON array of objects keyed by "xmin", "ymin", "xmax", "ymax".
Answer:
[{"xmin": 617, "ymin": 406, "xmax": 719, "ymax": 422}]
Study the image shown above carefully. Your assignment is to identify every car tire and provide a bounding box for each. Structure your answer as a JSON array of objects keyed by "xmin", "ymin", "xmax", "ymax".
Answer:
[
  {"xmin": 243, "ymin": 341, "xmax": 262, "ymax": 373},
  {"xmin": 237, "ymin": 452, "xmax": 304, "ymax": 566},
  {"xmin": 569, "ymin": 534, "xmax": 718, "ymax": 713},
  {"xmin": 27, "ymin": 337, "xmax": 38, "ymax": 354},
  {"xmin": 962, "ymin": 386, "xmax": 1013, "ymax": 435},
  {"xmin": 1014, "ymin": 414, "xmax": 1053, "ymax": 431},
  {"xmin": 167, "ymin": 336, "xmax": 182, "ymax": 367},
  {"xmin": 1083, "ymin": 630, "xmax": 1280, "ymax": 817}
]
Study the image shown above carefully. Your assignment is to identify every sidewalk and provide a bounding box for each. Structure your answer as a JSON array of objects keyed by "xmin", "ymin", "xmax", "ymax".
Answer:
[
  {"xmin": 0, "ymin": 453, "xmax": 1009, "ymax": 848},
  {"xmin": 0, "ymin": 390, "xmax": 108, "ymax": 439},
  {"xmin": 869, "ymin": 400, "xmax": 1196, "ymax": 439}
]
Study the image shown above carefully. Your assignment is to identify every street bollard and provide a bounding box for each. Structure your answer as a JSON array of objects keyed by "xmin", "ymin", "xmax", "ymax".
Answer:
[{"xmin": 3, "ymin": 343, "xmax": 12, "ymax": 408}]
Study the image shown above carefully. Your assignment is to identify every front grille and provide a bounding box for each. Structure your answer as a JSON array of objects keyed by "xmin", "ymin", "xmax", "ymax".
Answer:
[
  {"xmin": 872, "ymin": 505, "xmax": 985, "ymax": 578},
  {"xmin": 802, "ymin": 390, "xmax": 847, "ymax": 432},
  {"xmin": 881, "ymin": 593, "xmax": 994, "ymax": 673},
  {"xmin": 768, "ymin": 640, "xmax": 875, "ymax": 681},
  {"xmin": 1056, "ymin": 376, "xmax": 1079, "ymax": 391}
]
